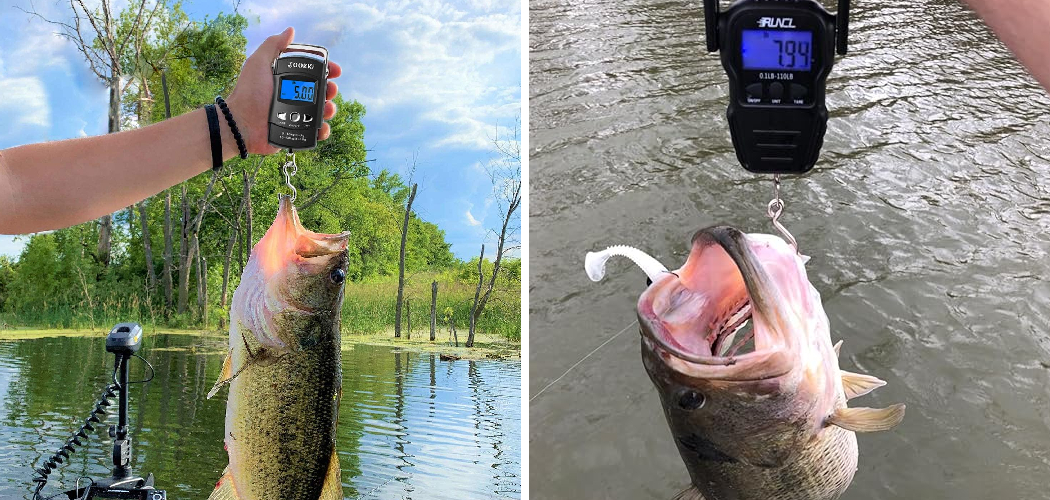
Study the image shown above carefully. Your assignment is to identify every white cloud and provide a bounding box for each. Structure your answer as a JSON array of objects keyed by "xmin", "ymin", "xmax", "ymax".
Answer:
[
  {"xmin": 465, "ymin": 209, "xmax": 482, "ymax": 226},
  {"xmin": 239, "ymin": 0, "xmax": 521, "ymax": 151},
  {"xmin": 0, "ymin": 77, "xmax": 51, "ymax": 128}
]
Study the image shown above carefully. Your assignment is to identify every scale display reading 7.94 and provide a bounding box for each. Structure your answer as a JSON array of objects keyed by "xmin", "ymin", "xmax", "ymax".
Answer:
[
  {"xmin": 704, "ymin": 0, "xmax": 850, "ymax": 174},
  {"xmin": 741, "ymin": 30, "xmax": 812, "ymax": 71}
]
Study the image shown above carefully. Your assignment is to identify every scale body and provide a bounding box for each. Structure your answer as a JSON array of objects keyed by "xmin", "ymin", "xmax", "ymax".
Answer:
[
  {"xmin": 268, "ymin": 44, "xmax": 329, "ymax": 151},
  {"xmin": 706, "ymin": 0, "xmax": 848, "ymax": 173}
]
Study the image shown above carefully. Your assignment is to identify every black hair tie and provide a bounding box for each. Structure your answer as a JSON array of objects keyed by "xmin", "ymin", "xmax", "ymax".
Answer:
[
  {"xmin": 215, "ymin": 96, "xmax": 248, "ymax": 159},
  {"xmin": 204, "ymin": 104, "xmax": 223, "ymax": 171}
]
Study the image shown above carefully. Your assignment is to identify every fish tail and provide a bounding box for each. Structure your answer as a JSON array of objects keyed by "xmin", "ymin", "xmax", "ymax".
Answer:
[
  {"xmin": 207, "ymin": 468, "xmax": 241, "ymax": 500},
  {"xmin": 672, "ymin": 486, "xmax": 706, "ymax": 500},
  {"xmin": 318, "ymin": 449, "xmax": 344, "ymax": 500}
]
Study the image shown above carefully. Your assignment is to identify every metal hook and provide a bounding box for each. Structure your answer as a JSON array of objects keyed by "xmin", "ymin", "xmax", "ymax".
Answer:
[
  {"xmin": 282, "ymin": 151, "xmax": 298, "ymax": 202},
  {"xmin": 766, "ymin": 174, "xmax": 798, "ymax": 252}
]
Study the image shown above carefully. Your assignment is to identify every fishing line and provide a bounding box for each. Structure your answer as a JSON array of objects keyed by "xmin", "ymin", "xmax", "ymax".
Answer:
[{"xmin": 530, "ymin": 320, "xmax": 637, "ymax": 403}]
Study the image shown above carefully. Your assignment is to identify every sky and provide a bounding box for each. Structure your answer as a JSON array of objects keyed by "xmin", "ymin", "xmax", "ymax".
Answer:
[{"xmin": 0, "ymin": 0, "xmax": 521, "ymax": 260}]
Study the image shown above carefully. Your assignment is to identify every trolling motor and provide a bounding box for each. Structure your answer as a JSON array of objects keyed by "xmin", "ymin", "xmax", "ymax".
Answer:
[
  {"xmin": 32, "ymin": 323, "xmax": 165, "ymax": 500},
  {"xmin": 705, "ymin": 0, "xmax": 850, "ymax": 174}
]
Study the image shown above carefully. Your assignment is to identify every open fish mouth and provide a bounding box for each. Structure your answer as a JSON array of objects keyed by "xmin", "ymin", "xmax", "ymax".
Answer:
[{"xmin": 589, "ymin": 226, "xmax": 806, "ymax": 381}]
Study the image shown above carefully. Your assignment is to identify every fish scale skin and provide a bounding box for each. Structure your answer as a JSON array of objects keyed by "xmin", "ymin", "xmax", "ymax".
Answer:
[
  {"xmin": 221, "ymin": 311, "xmax": 342, "ymax": 500},
  {"xmin": 645, "ymin": 339, "xmax": 858, "ymax": 500},
  {"xmin": 684, "ymin": 424, "xmax": 857, "ymax": 500}
]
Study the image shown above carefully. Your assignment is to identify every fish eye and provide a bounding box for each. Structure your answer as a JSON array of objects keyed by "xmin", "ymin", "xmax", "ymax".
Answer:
[
  {"xmin": 329, "ymin": 268, "xmax": 346, "ymax": 285},
  {"xmin": 677, "ymin": 390, "xmax": 706, "ymax": 410}
]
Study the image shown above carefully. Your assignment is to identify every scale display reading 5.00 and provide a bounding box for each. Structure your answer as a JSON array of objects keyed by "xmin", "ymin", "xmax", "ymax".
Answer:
[
  {"xmin": 741, "ymin": 30, "xmax": 812, "ymax": 71},
  {"xmin": 280, "ymin": 79, "xmax": 316, "ymax": 103}
]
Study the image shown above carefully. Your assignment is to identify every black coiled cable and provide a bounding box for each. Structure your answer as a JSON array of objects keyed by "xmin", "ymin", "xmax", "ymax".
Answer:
[
  {"xmin": 31, "ymin": 375, "xmax": 117, "ymax": 499},
  {"xmin": 31, "ymin": 352, "xmax": 154, "ymax": 500}
]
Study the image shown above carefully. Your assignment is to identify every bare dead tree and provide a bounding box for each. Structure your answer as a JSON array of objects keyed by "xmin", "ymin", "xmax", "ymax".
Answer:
[
  {"xmin": 467, "ymin": 244, "xmax": 485, "ymax": 348},
  {"xmin": 177, "ymin": 170, "xmax": 221, "ymax": 314},
  {"xmin": 21, "ymin": 0, "xmax": 162, "ymax": 269},
  {"xmin": 137, "ymin": 201, "xmax": 157, "ymax": 288},
  {"xmin": 195, "ymin": 236, "xmax": 206, "ymax": 323},
  {"xmin": 160, "ymin": 71, "xmax": 174, "ymax": 308},
  {"xmin": 219, "ymin": 159, "xmax": 263, "ymax": 318},
  {"xmin": 470, "ymin": 122, "xmax": 522, "ymax": 327},
  {"xmin": 394, "ymin": 183, "xmax": 418, "ymax": 338},
  {"xmin": 430, "ymin": 281, "xmax": 437, "ymax": 342}
]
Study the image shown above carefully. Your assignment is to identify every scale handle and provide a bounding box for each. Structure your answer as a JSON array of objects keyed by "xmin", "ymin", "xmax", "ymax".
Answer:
[
  {"xmin": 836, "ymin": 0, "xmax": 850, "ymax": 54},
  {"xmin": 282, "ymin": 43, "xmax": 330, "ymax": 76},
  {"xmin": 704, "ymin": 0, "xmax": 719, "ymax": 52}
]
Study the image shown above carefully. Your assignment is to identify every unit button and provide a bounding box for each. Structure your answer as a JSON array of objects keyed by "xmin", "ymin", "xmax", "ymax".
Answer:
[
  {"xmin": 289, "ymin": 112, "xmax": 300, "ymax": 122},
  {"xmin": 768, "ymin": 82, "xmax": 784, "ymax": 100},
  {"xmin": 790, "ymin": 84, "xmax": 808, "ymax": 101},
  {"xmin": 302, "ymin": 114, "xmax": 314, "ymax": 123},
  {"xmin": 277, "ymin": 112, "xmax": 287, "ymax": 120},
  {"xmin": 745, "ymin": 83, "xmax": 764, "ymax": 99}
]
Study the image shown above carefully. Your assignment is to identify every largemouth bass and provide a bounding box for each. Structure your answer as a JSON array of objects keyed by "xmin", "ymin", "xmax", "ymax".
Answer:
[
  {"xmin": 207, "ymin": 196, "xmax": 350, "ymax": 500},
  {"xmin": 586, "ymin": 226, "xmax": 904, "ymax": 500}
]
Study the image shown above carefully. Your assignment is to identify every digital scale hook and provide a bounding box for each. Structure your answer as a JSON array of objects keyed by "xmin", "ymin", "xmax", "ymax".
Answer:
[
  {"xmin": 766, "ymin": 174, "xmax": 798, "ymax": 253},
  {"xmin": 282, "ymin": 150, "xmax": 298, "ymax": 202}
]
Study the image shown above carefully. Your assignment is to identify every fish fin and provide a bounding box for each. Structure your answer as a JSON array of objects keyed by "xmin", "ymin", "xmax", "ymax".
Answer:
[
  {"xmin": 827, "ymin": 404, "xmax": 906, "ymax": 432},
  {"xmin": 317, "ymin": 449, "xmax": 344, "ymax": 500},
  {"xmin": 841, "ymin": 370, "xmax": 887, "ymax": 399},
  {"xmin": 671, "ymin": 486, "xmax": 706, "ymax": 500},
  {"xmin": 207, "ymin": 469, "xmax": 241, "ymax": 500},
  {"xmin": 833, "ymin": 340, "xmax": 842, "ymax": 357},
  {"xmin": 207, "ymin": 352, "xmax": 235, "ymax": 399}
]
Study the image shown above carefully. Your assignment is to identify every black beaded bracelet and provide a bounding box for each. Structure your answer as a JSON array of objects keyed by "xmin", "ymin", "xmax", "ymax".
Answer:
[
  {"xmin": 215, "ymin": 96, "xmax": 248, "ymax": 159},
  {"xmin": 204, "ymin": 104, "xmax": 222, "ymax": 171}
]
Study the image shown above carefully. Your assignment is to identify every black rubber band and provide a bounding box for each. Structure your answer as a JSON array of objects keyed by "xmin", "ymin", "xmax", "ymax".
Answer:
[
  {"xmin": 215, "ymin": 96, "xmax": 248, "ymax": 159},
  {"xmin": 205, "ymin": 104, "xmax": 222, "ymax": 171}
]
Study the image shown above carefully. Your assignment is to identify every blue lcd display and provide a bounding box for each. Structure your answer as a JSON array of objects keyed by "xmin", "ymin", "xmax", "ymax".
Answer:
[
  {"xmin": 280, "ymin": 79, "xmax": 316, "ymax": 102},
  {"xmin": 741, "ymin": 30, "xmax": 812, "ymax": 71}
]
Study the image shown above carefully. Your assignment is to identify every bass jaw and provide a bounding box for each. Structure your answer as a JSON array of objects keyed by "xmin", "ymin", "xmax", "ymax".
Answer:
[
  {"xmin": 638, "ymin": 226, "xmax": 803, "ymax": 381},
  {"xmin": 236, "ymin": 196, "xmax": 351, "ymax": 351}
]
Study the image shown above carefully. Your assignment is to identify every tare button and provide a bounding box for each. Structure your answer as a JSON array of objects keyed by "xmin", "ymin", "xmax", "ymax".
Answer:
[{"xmin": 790, "ymin": 84, "xmax": 808, "ymax": 101}]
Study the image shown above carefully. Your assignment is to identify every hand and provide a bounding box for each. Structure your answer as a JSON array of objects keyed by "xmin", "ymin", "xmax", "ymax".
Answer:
[{"xmin": 225, "ymin": 27, "xmax": 343, "ymax": 155}]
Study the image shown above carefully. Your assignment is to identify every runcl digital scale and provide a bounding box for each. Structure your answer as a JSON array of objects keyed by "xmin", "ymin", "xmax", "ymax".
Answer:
[{"xmin": 705, "ymin": 0, "xmax": 850, "ymax": 174}]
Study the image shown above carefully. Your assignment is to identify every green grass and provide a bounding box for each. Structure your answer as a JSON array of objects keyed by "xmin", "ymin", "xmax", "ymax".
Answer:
[
  {"xmin": 0, "ymin": 272, "xmax": 521, "ymax": 343},
  {"xmin": 341, "ymin": 273, "xmax": 521, "ymax": 341}
]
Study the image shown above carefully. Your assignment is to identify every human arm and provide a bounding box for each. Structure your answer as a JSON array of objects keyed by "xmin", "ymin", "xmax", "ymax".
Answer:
[
  {"xmin": 0, "ymin": 27, "xmax": 341, "ymax": 234},
  {"xmin": 962, "ymin": 0, "xmax": 1050, "ymax": 92}
]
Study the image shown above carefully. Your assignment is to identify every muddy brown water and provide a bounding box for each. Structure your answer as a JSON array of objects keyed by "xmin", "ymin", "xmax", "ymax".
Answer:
[{"xmin": 529, "ymin": 0, "xmax": 1050, "ymax": 498}]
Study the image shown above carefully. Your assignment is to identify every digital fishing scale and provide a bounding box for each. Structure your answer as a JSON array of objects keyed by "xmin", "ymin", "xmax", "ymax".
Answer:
[
  {"xmin": 705, "ymin": 0, "xmax": 850, "ymax": 174},
  {"xmin": 269, "ymin": 43, "xmax": 329, "ymax": 151}
]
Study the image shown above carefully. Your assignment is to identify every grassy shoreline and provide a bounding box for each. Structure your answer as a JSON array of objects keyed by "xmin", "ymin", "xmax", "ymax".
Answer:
[{"xmin": 0, "ymin": 326, "xmax": 520, "ymax": 359}]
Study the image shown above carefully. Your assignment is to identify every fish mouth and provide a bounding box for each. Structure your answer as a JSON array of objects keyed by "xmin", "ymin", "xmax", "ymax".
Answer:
[
  {"xmin": 257, "ymin": 196, "xmax": 351, "ymax": 274},
  {"xmin": 243, "ymin": 196, "xmax": 351, "ymax": 349},
  {"xmin": 638, "ymin": 226, "xmax": 806, "ymax": 381}
]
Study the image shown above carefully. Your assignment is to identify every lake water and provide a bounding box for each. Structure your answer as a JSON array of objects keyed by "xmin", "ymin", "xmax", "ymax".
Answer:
[
  {"xmin": 529, "ymin": 0, "xmax": 1050, "ymax": 498},
  {"xmin": 0, "ymin": 333, "xmax": 520, "ymax": 499}
]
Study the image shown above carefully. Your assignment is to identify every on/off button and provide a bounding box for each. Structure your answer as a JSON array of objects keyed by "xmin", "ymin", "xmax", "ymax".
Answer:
[{"xmin": 745, "ymin": 83, "xmax": 763, "ymax": 103}]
